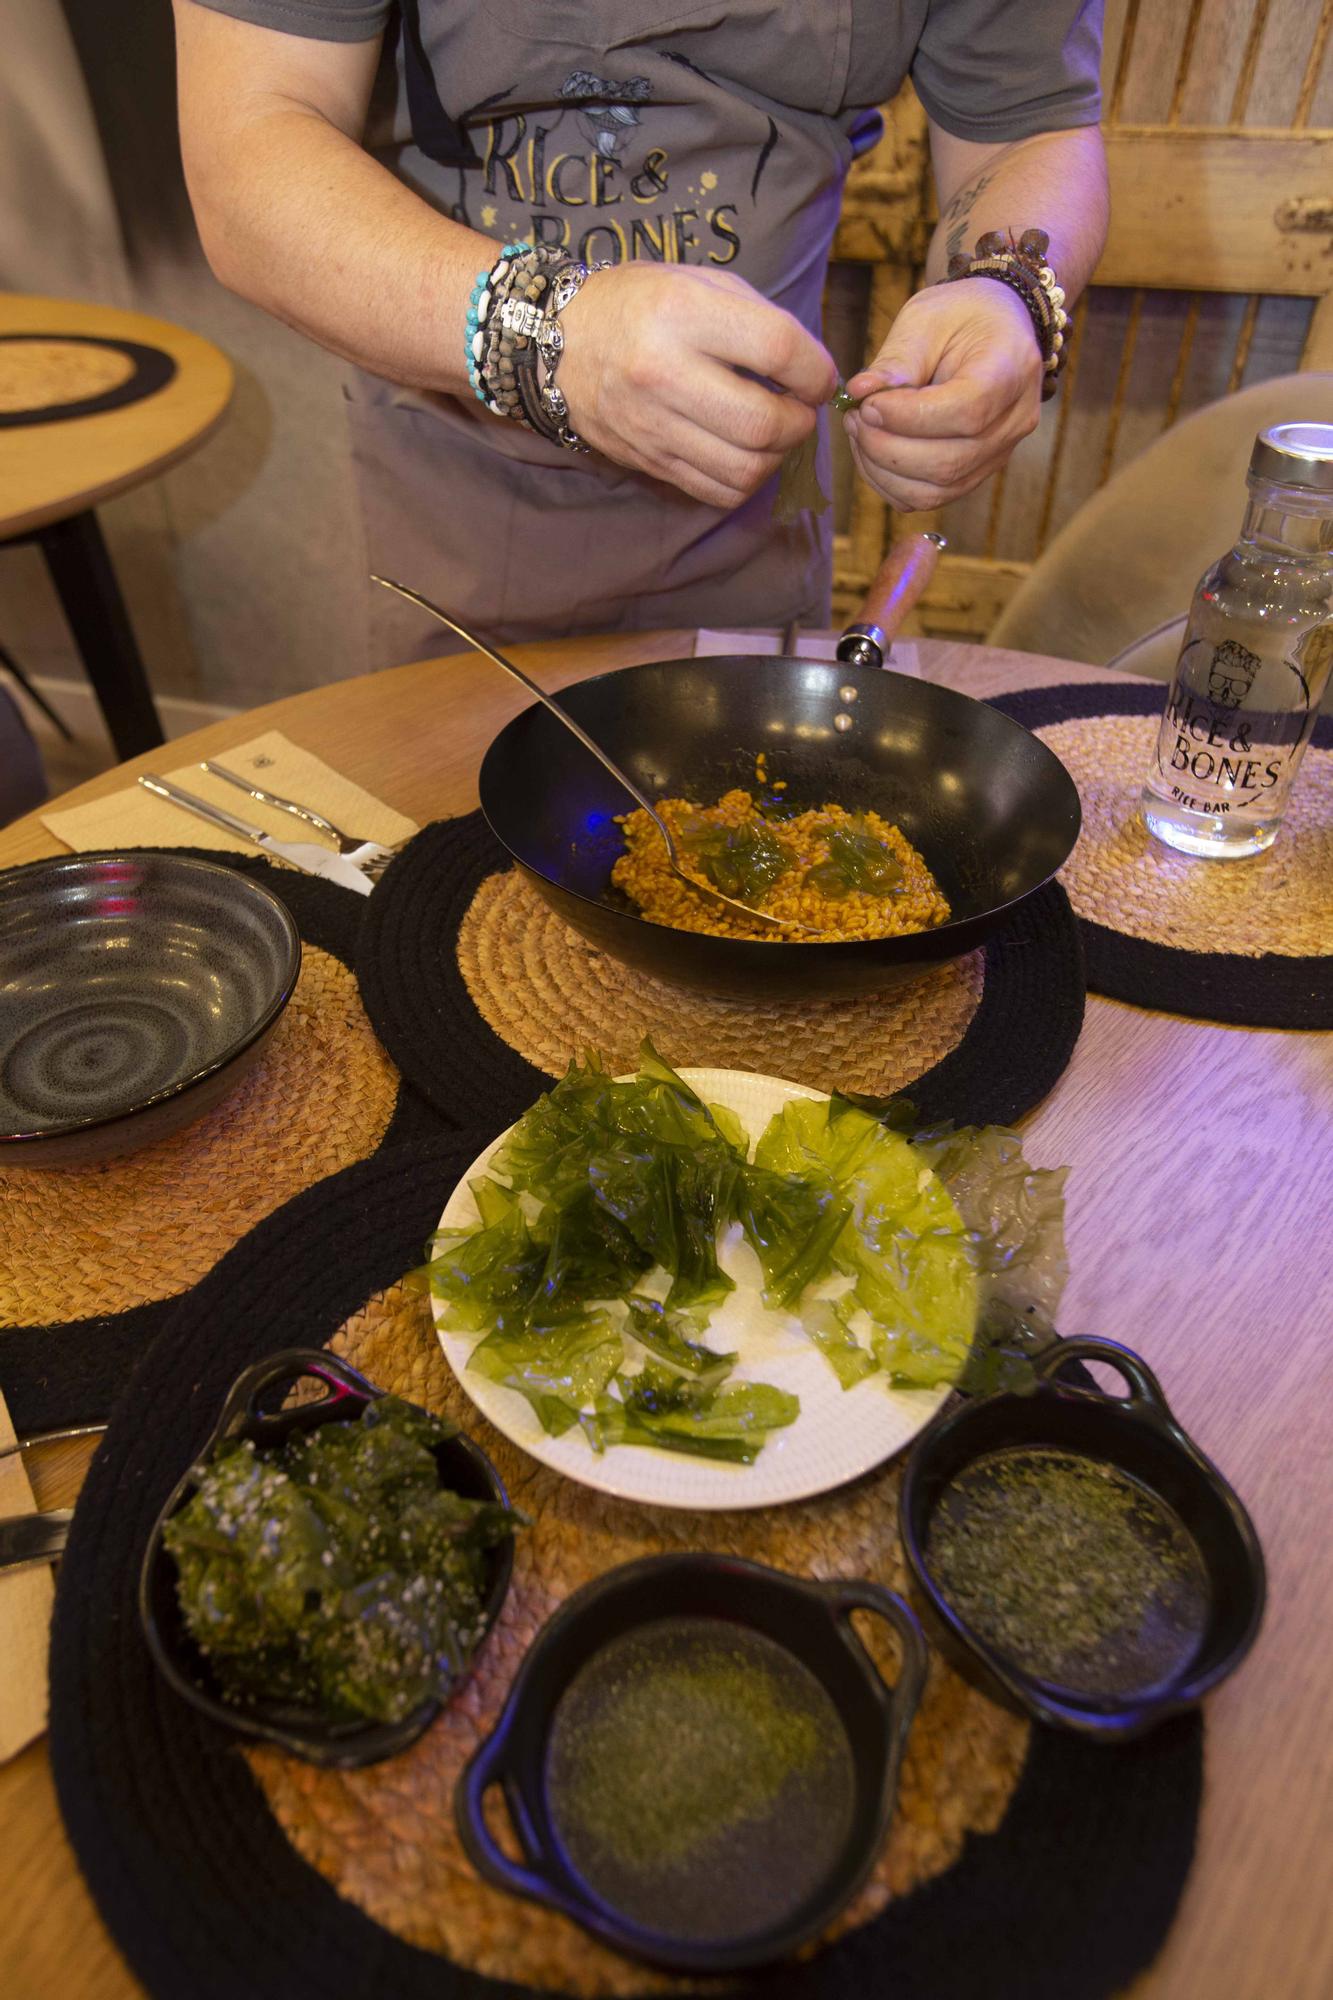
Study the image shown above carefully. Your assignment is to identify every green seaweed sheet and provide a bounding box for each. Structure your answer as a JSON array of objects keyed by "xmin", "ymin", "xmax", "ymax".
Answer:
[
  {"xmin": 164, "ymin": 1395, "xmax": 516, "ymax": 1724},
  {"xmin": 424, "ymin": 1045, "xmax": 1067, "ymax": 1460},
  {"xmin": 774, "ymin": 381, "xmax": 862, "ymax": 525}
]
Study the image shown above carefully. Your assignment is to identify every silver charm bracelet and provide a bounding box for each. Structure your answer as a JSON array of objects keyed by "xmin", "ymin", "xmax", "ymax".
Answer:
[
  {"xmin": 475, "ymin": 245, "xmax": 609, "ymax": 452},
  {"xmin": 532, "ymin": 259, "xmax": 611, "ymax": 452}
]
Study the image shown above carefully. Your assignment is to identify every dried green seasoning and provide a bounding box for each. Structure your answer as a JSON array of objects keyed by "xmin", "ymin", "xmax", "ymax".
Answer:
[
  {"xmin": 164, "ymin": 1395, "xmax": 515, "ymax": 1724},
  {"xmin": 545, "ymin": 1618, "xmax": 855, "ymax": 1941},
  {"xmin": 926, "ymin": 1448, "xmax": 1210, "ymax": 1696}
]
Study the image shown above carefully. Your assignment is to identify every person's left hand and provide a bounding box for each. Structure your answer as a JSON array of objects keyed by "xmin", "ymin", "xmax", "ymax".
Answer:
[{"xmin": 843, "ymin": 278, "xmax": 1043, "ymax": 512}]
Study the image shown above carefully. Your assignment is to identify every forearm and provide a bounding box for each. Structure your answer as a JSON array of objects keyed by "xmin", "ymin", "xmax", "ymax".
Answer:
[
  {"xmin": 924, "ymin": 126, "xmax": 1109, "ymax": 303},
  {"xmin": 184, "ymin": 100, "xmax": 493, "ymax": 394},
  {"xmin": 173, "ymin": 0, "xmax": 492, "ymax": 395}
]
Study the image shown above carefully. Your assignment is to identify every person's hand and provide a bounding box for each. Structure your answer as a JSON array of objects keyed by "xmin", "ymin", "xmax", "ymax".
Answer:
[
  {"xmin": 558, "ymin": 263, "xmax": 836, "ymax": 510},
  {"xmin": 843, "ymin": 279, "xmax": 1043, "ymax": 512}
]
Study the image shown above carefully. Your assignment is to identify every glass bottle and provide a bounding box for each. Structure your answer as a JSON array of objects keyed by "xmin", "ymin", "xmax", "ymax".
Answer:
[{"xmin": 1140, "ymin": 421, "xmax": 1333, "ymax": 858}]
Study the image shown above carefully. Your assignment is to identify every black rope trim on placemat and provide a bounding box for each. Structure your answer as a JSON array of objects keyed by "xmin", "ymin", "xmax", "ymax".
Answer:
[
  {"xmin": 990, "ymin": 683, "xmax": 1333, "ymax": 1031},
  {"xmin": 49, "ymin": 1138, "xmax": 1200, "ymax": 2000},
  {"xmin": 356, "ymin": 814, "xmax": 1086, "ymax": 1134},
  {"xmin": 0, "ymin": 333, "xmax": 177, "ymax": 429},
  {"xmin": 0, "ymin": 848, "xmax": 444, "ymax": 1436}
]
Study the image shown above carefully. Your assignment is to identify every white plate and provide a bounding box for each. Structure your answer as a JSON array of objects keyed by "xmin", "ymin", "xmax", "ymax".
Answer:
[{"xmin": 431, "ymin": 1068, "xmax": 951, "ymax": 1512}]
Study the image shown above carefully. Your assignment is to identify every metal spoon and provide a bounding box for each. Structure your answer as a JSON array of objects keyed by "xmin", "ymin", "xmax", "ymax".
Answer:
[{"xmin": 371, "ymin": 575, "xmax": 819, "ymax": 935}]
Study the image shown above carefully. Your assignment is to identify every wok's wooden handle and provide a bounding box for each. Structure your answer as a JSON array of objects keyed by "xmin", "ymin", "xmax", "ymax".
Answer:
[
  {"xmin": 836, "ymin": 532, "xmax": 946, "ymax": 668},
  {"xmin": 859, "ymin": 533, "xmax": 946, "ymax": 635}
]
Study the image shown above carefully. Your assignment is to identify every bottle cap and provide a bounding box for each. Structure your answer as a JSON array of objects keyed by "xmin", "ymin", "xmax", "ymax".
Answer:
[{"xmin": 1249, "ymin": 421, "xmax": 1333, "ymax": 494}]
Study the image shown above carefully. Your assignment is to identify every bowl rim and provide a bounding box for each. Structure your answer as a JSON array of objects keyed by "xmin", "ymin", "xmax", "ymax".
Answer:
[
  {"xmin": 478, "ymin": 654, "xmax": 1083, "ymax": 956},
  {"xmin": 0, "ymin": 850, "xmax": 302, "ymax": 1145},
  {"xmin": 137, "ymin": 1348, "xmax": 516, "ymax": 1766}
]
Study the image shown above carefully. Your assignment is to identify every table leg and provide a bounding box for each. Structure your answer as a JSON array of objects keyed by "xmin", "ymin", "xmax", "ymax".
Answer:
[{"xmin": 37, "ymin": 510, "xmax": 165, "ymax": 758}]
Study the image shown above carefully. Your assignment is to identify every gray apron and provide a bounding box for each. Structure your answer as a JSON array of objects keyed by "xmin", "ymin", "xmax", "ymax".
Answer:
[{"xmin": 353, "ymin": 3, "xmax": 904, "ymax": 664}]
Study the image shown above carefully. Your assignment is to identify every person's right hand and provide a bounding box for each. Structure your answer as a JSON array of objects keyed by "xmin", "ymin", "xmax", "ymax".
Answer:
[{"xmin": 557, "ymin": 263, "xmax": 836, "ymax": 510}]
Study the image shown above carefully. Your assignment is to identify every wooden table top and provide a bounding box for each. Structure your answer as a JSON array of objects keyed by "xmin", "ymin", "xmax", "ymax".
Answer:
[
  {"xmin": 2, "ymin": 634, "xmax": 1330, "ymax": 2000},
  {"xmin": 0, "ymin": 293, "xmax": 234, "ymax": 539}
]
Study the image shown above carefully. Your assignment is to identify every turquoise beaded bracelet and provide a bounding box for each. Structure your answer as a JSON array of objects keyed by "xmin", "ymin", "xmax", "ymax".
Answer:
[{"xmin": 465, "ymin": 240, "xmax": 532, "ymax": 415}]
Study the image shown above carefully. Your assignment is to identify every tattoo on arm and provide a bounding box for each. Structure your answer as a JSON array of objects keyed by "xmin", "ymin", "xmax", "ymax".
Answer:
[{"xmin": 941, "ymin": 168, "xmax": 996, "ymax": 261}]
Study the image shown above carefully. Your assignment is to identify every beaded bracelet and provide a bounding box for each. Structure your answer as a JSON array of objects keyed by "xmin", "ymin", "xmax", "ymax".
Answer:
[
  {"xmin": 945, "ymin": 228, "xmax": 1069, "ymax": 399},
  {"xmin": 466, "ymin": 240, "xmax": 546, "ymax": 425},
  {"xmin": 464, "ymin": 240, "xmax": 608, "ymax": 451}
]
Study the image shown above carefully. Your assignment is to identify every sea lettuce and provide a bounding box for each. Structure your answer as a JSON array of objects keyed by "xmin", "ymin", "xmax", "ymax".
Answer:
[
  {"xmin": 425, "ymin": 1043, "xmax": 1068, "ymax": 1456},
  {"xmin": 624, "ymin": 1297, "xmax": 736, "ymax": 1392},
  {"xmin": 732, "ymin": 1163, "xmax": 851, "ymax": 1311},
  {"xmin": 467, "ymin": 1314, "xmax": 624, "ymax": 1437},
  {"xmin": 595, "ymin": 1365, "xmax": 800, "ymax": 1464},
  {"xmin": 754, "ymin": 1096, "xmax": 979, "ymax": 1387},
  {"xmin": 427, "ymin": 1047, "xmax": 783, "ymax": 1457}
]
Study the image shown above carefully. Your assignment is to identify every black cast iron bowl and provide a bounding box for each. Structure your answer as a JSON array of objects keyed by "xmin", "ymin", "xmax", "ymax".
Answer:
[
  {"xmin": 899, "ymin": 1336, "xmax": 1265, "ymax": 1740},
  {"xmin": 0, "ymin": 850, "xmax": 301, "ymax": 1166},
  {"xmin": 478, "ymin": 654, "xmax": 1081, "ymax": 998},
  {"xmin": 454, "ymin": 1552, "xmax": 926, "ymax": 1972},
  {"xmin": 139, "ymin": 1350, "xmax": 515, "ymax": 1768}
]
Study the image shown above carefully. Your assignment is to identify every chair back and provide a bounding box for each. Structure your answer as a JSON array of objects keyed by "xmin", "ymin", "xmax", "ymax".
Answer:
[{"xmin": 987, "ymin": 372, "xmax": 1333, "ymax": 671}]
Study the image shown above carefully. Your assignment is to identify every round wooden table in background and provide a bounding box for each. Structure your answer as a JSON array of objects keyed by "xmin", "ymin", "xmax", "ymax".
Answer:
[
  {"xmin": 0, "ymin": 292, "xmax": 233, "ymax": 759},
  {"xmin": 1, "ymin": 634, "xmax": 1330, "ymax": 2000}
]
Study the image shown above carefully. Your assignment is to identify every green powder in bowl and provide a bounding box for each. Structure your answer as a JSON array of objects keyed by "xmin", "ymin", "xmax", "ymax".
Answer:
[
  {"xmin": 544, "ymin": 1617, "xmax": 856, "ymax": 1943},
  {"xmin": 925, "ymin": 1447, "xmax": 1211, "ymax": 1699}
]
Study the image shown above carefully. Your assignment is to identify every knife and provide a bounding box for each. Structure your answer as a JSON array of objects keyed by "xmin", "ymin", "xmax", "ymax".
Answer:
[
  {"xmin": 0, "ymin": 1509, "xmax": 72, "ymax": 1573},
  {"xmin": 138, "ymin": 775, "xmax": 375, "ymax": 895}
]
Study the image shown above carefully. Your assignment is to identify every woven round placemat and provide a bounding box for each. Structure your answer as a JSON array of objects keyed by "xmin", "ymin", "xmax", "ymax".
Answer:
[
  {"xmin": 0, "ymin": 333, "xmax": 177, "ymax": 429},
  {"xmin": 991, "ymin": 684, "xmax": 1333, "ymax": 1029},
  {"xmin": 357, "ymin": 813, "xmax": 1085, "ymax": 1132},
  {"xmin": 0, "ymin": 849, "xmax": 442, "ymax": 1437},
  {"xmin": 51, "ymin": 1139, "xmax": 1202, "ymax": 2000}
]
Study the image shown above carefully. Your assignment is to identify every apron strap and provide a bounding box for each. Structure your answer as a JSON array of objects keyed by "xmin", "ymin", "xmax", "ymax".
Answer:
[{"xmin": 396, "ymin": 0, "xmax": 481, "ymax": 168}]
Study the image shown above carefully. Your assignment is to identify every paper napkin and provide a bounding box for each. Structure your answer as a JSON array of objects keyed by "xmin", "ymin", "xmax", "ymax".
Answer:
[
  {"xmin": 0, "ymin": 1392, "xmax": 53, "ymax": 1761},
  {"xmin": 43, "ymin": 729, "xmax": 420, "ymax": 856}
]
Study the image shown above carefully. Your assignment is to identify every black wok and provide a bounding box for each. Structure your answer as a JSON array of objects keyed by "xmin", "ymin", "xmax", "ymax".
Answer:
[
  {"xmin": 478, "ymin": 646, "xmax": 1080, "ymax": 999},
  {"xmin": 465, "ymin": 536, "xmax": 1078, "ymax": 1001}
]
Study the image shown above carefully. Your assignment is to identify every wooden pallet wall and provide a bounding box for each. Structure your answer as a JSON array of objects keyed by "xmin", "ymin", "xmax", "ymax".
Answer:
[{"xmin": 827, "ymin": 0, "xmax": 1333, "ymax": 636}]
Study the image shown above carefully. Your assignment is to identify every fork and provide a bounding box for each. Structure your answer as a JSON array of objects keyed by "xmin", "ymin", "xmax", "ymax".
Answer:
[{"xmin": 200, "ymin": 762, "xmax": 404, "ymax": 879}]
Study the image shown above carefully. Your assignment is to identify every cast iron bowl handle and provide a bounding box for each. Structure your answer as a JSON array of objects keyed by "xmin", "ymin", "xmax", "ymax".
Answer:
[
  {"xmin": 1032, "ymin": 1335, "xmax": 1176, "ymax": 1426},
  {"xmin": 817, "ymin": 1579, "xmax": 928, "ymax": 1758},
  {"xmin": 214, "ymin": 1348, "xmax": 376, "ymax": 1448},
  {"xmin": 454, "ymin": 1722, "xmax": 581, "ymax": 1919}
]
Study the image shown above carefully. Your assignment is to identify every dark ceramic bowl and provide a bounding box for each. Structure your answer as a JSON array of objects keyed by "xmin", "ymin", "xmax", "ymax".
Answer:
[
  {"xmin": 455, "ymin": 1553, "xmax": 926, "ymax": 1971},
  {"xmin": 899, "ymin": 1336, "xmax": 1265, "ymax": 1740},
  {"xmin": 140, "ymin": 1350, "xmax": 515, "ymax": 1768},
  {"xmin": 0, "ymin": 851, "xmax": 300, "ymax": 1166}
]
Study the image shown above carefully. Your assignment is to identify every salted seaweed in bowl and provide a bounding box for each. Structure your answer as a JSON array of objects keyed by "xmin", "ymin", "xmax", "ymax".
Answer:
[{"xmin": 164, "ymin": 1393, "xmax": 516, "ymax": 1725}]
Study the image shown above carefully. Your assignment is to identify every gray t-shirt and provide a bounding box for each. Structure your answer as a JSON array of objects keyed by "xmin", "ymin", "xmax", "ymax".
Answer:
[
  {"xmin": 195, "ymin": 0, "xmax": 1102, "ymax": 144},
  {"xmin": 189, "ymin": 0, "xmax": 1102, "ymax": 648}
]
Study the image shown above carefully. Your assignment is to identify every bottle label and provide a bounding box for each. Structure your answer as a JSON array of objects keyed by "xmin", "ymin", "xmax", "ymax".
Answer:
[{"xmin": 1152, "ymin": 637, "xmax": 1299, "ymax": 816}]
